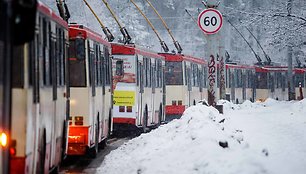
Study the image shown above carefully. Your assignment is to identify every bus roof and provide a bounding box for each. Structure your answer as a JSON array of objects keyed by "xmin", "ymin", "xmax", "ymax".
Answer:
[
  {"xmin": 256, "ymin": 66, "xmax": 306, "ymax": 74},
  {"xmin": 69, "ymin": 24, "xmax": 111, "ymax": 47},
  {"xmin": 111, "ymin": 43, "xmax": 164, "ymax": 60},
  {"xmin": 226, "ymin": 64, "xmax": 255, "ymax": 69},
  {"xmin": 159, "ymin": 53, "xmax": 206, "ymax": 65},
  {"xmin": 37, "ymin": 2, "xmax": 68, "ymax": 28}
]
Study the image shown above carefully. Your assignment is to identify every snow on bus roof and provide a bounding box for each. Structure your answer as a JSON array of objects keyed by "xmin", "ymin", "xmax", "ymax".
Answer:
[
  {"xmin": 111, "ymin": 43, "xmax": 164, "ymax": 60},
  {"xmin": 37, "ymin": 1, "xmax": 68, "ymax": 28},
  {"xmin": 68, "ymin": 24, "xmax": 111, "ymax": 47}
]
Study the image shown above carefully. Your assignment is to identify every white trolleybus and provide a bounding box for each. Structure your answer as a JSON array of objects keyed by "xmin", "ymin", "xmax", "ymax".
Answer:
[
  {"xmin": 111, "ymin": 43, "xmax": 165, "ymax": 135},
  {"xmin": 225, "ymin": 63, "xmax": 256, "ymax": 104},
  {"xmin": 10, "ymin": 2, "xmax": 69, "ymax": 173},
  {"xmin": 254, "ymin": 66, "xmax": 305, "ymax": 101},
  {"xmin": 67, "ymin": 24, "xmax": 113, "ymax": 157},
  {"xmin": 158, "ymin": 53, "xmax": 207, "ymax": 122}
]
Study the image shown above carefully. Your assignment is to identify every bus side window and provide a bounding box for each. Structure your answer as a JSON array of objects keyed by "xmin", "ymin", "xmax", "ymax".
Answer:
[
  {"xmin": 187, "ymin": 68, "xmax": 192, "ymax": 91},
  {"xmin": 138, "ymin": 62, "xmax": 144, "ymax": 93},
  {"xmin": 116, "ymin": 60, "xmax": 124, "ymax": 76}
]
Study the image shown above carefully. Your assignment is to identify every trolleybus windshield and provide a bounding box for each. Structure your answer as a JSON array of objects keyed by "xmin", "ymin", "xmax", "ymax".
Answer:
[
  {"xmin": 69, "ymin": 39, "xmax": 86, "ymax": 87},
  {"xmin": 165, "ymin": 61, "xmax": 183, "ymax": 85}
]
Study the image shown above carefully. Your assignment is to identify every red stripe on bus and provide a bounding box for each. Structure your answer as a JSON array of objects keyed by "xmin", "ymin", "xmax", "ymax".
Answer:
[
  {"xmin": 111, "ymin": 43, "xmax": 164, "ymax": 60},
  {"xmin": 111, "ymin": 43, "xmax": 135, "ymax": 55},
  {"xmin": 113, "ymin": 117, "xmax": 136, "ymax": 125},
  {"xmin": 37, "ymin": 2, "xmax": 68, "ymax": 29},
  {"xmin": 183, "ymin": 55, "xmax": 206, "ymax": 65},
  {"xmin": 10, "ymin": 157, "xmax": 25, "ymax": 174},
  {"xmin": 165, "ymin": 105, "xmax": 186, "ymax": 115},
  {"xmin": 69, "ymin": 26, "xmax": 111, "ymax": 47},
  {"xmin": 226, "ymin": 64, "xmax": 255, "ymax": 69},
  {"xmin": 159, "ymin": 53, "xmax": 183, "ymax": 62}
]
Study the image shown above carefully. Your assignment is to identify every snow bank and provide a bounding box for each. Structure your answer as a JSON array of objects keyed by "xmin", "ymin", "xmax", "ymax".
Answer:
[
  {"xmin": 97, "ymin": 104, "xmax": 268, "ymax": 174},
  {"xmin": 222, "ymin": 99, "xmax": 306, "ymax": 174}
]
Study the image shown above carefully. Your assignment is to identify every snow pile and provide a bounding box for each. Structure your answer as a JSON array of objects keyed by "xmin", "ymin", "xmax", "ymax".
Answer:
[
  {"xmin": 218, "ymin": 99, "xmax": 239, "ymax": 110},
  {"xmin": 97, "ymin": 104, "xmax": 268, "ymax": 174},
  {"xmin": 222, "ymin": 98, "xmax": 306, "ymax": 174}
]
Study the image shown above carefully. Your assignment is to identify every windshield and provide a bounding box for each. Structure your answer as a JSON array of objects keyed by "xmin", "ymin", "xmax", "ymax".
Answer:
[
  {"xmin": 165, "ymin": 61, "xmax": 183, "ymax": 85},
  {"xmin": 69, "ymin": 38, "xmax": 85, "ymax": 60}
]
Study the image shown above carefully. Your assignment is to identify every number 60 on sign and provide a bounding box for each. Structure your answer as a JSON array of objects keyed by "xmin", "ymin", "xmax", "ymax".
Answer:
[{"xmin": 198, "ymin": 8, "xmax": 223, "ymax": 35}]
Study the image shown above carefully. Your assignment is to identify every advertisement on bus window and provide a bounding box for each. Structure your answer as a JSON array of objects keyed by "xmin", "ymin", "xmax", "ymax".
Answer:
[{"xmin": 112, "ymin": 55, "xmax": 136, "ymax": 107}]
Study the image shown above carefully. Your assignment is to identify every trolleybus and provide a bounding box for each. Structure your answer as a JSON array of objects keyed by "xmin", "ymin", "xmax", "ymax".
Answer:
[
  {"xmin": 160, "ymin": 53, "xmax": 207, "ymax": 121},
  {"xmin": 10, "ymin": 2, "xmax": 69, "ymax": 173},
  {"xmin": 67, "ymin": 24, "xmax": 113, "ymax": 157},
  {"xmin": 111, "ymin": 43, "xmax": 165, "ymax": 135}
]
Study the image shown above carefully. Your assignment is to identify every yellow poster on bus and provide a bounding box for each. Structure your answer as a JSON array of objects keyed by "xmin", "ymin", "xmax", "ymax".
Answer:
[{"xmin": 113, "ymin": 91, "xmax": 135, "ymax": 106}]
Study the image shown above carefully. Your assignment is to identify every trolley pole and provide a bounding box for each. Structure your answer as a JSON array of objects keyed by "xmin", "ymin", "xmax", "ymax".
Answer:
[
  {"xmin": 288, "ymin": 45, "xmax": 295, "ymax": 100},
  {"xmin": 287, "ymin": 0, "xmax": 295, "ymax": 101},
  {"xmin": 218, "ymin": 1, "xmax": 226, "ymax": 100},
  {"xmin": 198, "ymin": 0, "xmax": 223, "ymax": 106}
]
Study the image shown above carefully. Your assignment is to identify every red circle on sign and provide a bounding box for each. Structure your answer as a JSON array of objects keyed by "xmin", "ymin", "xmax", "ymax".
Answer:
[{"xmin": 198, "ymin": 8, "xmax": 223, "ymax": 34}]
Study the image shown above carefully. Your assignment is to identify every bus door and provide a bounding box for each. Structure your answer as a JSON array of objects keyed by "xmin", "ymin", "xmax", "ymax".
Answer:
[
  {"xmin": 230, "ymin": 71, "xmax": 235, "ymax": 103},
  {"xmin": 242, "ymin": 71, "xmax": 246, "ymax": 101},
  {"xmin": 252, "ymin": 72, "xmax": 256, "ymax": 102},
  {"xmin": 151, "ymin": 63, "xmax": 156, "ymax": 124},
  {"xmin": 31, "ymin": 27, "xmax": 41, "ymax": 173},
  {"xmin": 88, "ymin": 41, "xmax": 97, "ymax": 146},
  {"xmin": 137, "ymin": 60, "xmax": 144, "ymax": 126},
  {"xmin": 187, "ymin": 67, "xmax": 192, "ymax": 107}
]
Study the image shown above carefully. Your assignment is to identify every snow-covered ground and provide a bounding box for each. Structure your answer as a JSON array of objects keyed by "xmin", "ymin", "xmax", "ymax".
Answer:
[{"xmin": 97, "ymin": 99, "xmax": 306, "ymax": 174}]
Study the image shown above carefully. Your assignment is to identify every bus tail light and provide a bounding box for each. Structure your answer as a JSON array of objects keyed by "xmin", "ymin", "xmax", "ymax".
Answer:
[
  {"xmin": 178, "ymin": 100, "xmax": 183, "ymax": 105},
  {"xmin": 10, "ymin": 140, "xmax": 17, "ymax": 156},
  {"xmin": 126, "ymin": 106, "xmax": 132, "ymax": 112},
  {"xmin": 119, "ymin": 106, "xmax": 125, "ymax": 112},
  {"xmin": 69, "ymin": 117, "xmax": 73, "ymax": 125},
  {"xmin": 75, "ymin": 116, "xmax": 84, "ymax": 126},
  {"xmin": 172, "ymin": 100, "xmax": 177, "ymax": 106},
  {"xmin": 0, "ymin": 132, "xmax": 8, "ymax": 147},
  {"xmin": 10, "ymin": 147, "xmax": 16, "ymax": 156}
]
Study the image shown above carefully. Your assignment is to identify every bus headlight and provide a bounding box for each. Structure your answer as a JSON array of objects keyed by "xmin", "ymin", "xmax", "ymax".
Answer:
[{"xmin": 0, "ymin": 132, "xmax": 8, "ymax": 147}]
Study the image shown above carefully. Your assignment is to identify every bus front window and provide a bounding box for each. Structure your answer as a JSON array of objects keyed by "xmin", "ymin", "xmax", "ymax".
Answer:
[
  {"xmin": 165, "ymin": 61, "xmax": 183, "ymax": 85},
  {"xmin": 69, "ymin": 38, "xmax": 85, "ymax": 60},
  {"xmin": 69, "ymin": 38, "xmax": 86, "ymax": 87}
]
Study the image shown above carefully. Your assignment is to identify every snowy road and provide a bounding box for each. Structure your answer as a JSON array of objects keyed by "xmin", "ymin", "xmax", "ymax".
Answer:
[
  {"xmin": 96, "ymin": 99, "xmax": 306, "ymax": 174},
  {"xmin": 59, "ymin": 138, "xmax": 130, "ymax": 174}
]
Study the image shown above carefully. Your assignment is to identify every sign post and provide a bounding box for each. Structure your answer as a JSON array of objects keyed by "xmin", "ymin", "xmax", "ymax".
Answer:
[{"xmin": 198, "ymin": 3, "xmax": 223, "ymax": 106}]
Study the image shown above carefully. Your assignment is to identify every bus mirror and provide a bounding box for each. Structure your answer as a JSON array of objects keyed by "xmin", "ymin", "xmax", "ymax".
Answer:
[
  {"xmin": 12, "ymin": 0, "xmax": 37, "ymax": 45},
  {"xmin": 116, "ymin": 60, "xmax": 124, "ymax": 76},
  {"xmin": 75, "ymin": 38, "xmax": 85, "ymax": 60}
]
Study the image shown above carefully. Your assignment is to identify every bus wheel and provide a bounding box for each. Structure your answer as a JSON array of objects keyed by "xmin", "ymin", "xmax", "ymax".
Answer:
[{"xmin": 143, "ymin": 105, "xmax": 149, "ymax": 133}]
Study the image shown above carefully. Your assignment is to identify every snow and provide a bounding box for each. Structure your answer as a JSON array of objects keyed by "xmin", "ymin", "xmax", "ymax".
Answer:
[{"xmin": 97, "ymin": 99, "xmax": 306, "ymax": 174}]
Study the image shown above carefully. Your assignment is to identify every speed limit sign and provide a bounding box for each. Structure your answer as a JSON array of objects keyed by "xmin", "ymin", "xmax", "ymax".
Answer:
[{"xmin": 198, "ymin": 8, "xmax": 223, "ymax": 34}]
